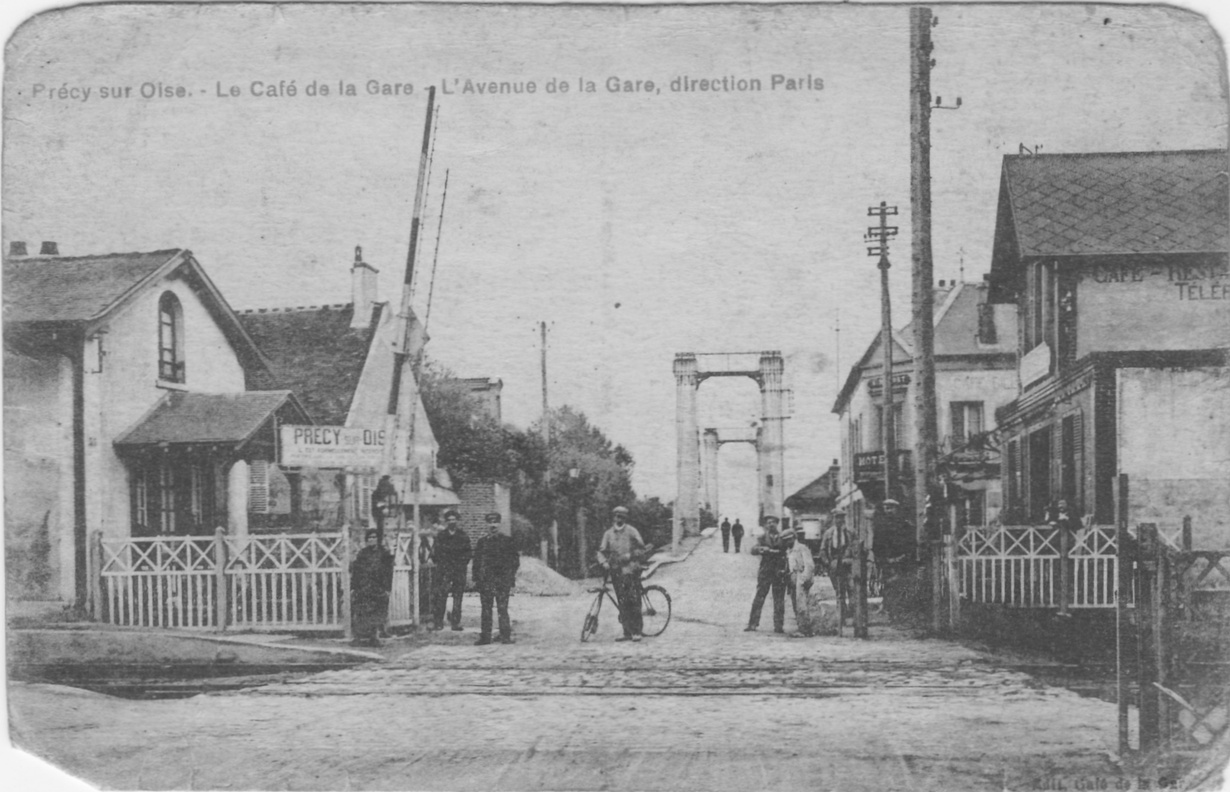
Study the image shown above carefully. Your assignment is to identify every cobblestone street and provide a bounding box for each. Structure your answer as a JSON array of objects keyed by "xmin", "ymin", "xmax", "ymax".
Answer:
[{"xmin": 11, "ymin": 535, "xmax": 1132, "ymax": 790}]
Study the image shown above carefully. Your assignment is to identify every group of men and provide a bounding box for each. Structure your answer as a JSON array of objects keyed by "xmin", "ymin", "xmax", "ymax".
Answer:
[
  {"xmin": 743, "ymin": 512, "xmax": 858, "ymax": 636},
  {"xmin": 717, "ymin": 517, "xmax": 746, "ymax": 553},
  {"xmin": 348, "ymin": 508, "xmax": 521, "ymax": 647}
]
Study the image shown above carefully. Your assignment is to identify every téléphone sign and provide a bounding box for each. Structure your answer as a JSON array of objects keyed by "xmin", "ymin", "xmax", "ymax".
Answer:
[{"xmin": 280, "ymin": 425, "xmax": 387, "ymax": 468}]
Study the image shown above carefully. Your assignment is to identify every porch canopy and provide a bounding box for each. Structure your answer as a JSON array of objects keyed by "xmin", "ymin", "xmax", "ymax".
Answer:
[{"xmin": 115, "ymin": 390, "xmax": 309, "ymax": 457}]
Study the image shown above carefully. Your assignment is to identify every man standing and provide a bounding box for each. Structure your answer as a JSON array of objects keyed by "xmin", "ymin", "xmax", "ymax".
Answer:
[
  {"xmin": 745, "ymin": 515, "xmax": 789, "ymax": 633},
  {"xmin": 720, "ymin": 517, "xmax": 732, "ymax": 553},
  {"xmin": 731, "ymin": 518, "xmax": 745, "ymax": 553},
  {"xmin": 349, "ymin": 529, "xmax": 393, "ymax": 647},
  {"xmin": 473, "ymin": 512, "xmax": 520, "ymax": 646},
  {"xmin": 432, "ymin": 509, "xmax": 472, "ymax": 631},
  {"xmin": 598, "ymin": 505, "xmax": 648, "ymax": 642},
  {"xmin": 784, "ymin": 528, "xmax": 817, "ymax": 636},
  {"xmin": 872, "ymin": 498, "xmax": 914, "ymax": 617},
  {"xmin": 819, "ymin": 510, "xmax": 855, "ymax": 624}
]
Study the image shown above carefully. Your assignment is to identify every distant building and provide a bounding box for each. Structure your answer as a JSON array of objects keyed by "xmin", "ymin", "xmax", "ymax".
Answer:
[
  {"xmin": 986, "ymin": 149, "xmax": 1229, "ymax": 546},
  {"xmin": 446, "ymin": 377, "xmax": 504, "ymax": 424},
  {"xmin": 784, "ymin": 459, "xmax": 841, "ymax": 542},
  {"xmin": 3, "ymin": 245, "xmax": 308, "ymax": 605},
  {"xmin": 832, "ymin": 280, "xmax": 1019, "ymax": 542}
]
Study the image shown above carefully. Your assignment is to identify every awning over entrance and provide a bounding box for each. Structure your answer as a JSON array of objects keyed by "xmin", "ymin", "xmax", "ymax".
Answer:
[{"xmin": 114, "ymin": 390, "xmax": 310, "ymax": 455}]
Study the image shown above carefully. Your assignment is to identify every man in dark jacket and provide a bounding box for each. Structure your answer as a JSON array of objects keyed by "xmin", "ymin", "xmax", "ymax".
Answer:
[
  {"xmin": 432, "ymin": 509, "xmax": 472, "ymax": 631},
  {"xmin": 473, "ymin": 512, "xmax": 520, "ymax": 645},
  {"xmin": 745, "ymin": 515, "xmax": 789, "ymax": 633},
  {"xmin": 720, "ymin": 517, "xmax": 732, "ymax": 552},
  {"xmin": 350, "ymin": 529, "xmax": 393, "ymax": 647},
  {"xmin": 731, "ymin": 518, "xmax": 746, "ymax": 553}
]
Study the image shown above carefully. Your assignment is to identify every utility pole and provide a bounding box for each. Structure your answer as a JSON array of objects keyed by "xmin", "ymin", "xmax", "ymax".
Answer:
[
  {"xmin": 866, "ymin": 201, "xmax": 900, "ymax": 501},
  {"xmin": 863, "ymin": 200, "xmax": 899, "ymax": 641},
  {"xmin": 910, "ymin": 6, "xmax": 942, "ymax": 632},
  {"xmin": 541, "ymin": 321, "xmax": 557, "ymax": 567}
]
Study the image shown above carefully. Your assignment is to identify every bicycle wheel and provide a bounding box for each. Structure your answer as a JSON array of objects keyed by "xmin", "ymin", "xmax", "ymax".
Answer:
[
  {"xmin": 640, "ymin": 585, "xmax": 671, "ymax": 637},
  {"xmin": 580, "ymin": 591, "xmax": 603, "ymax": 642}
]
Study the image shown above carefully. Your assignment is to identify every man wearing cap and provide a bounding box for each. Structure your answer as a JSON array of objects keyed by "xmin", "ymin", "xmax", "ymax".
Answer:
[
  {"xmin": 598, "ymin": 505, "xmax": 649, "ymax": 642},
  {"xmin": 431, "ymin": 509, "xmax": 472, "ymax": 631},
  {"xmin": 472, "ymin": 512, "xmax": 520, "ymax": 645},
  {"xmin": 745, "ymin": 515, "xmax": 790, "ymax": 633},
  {"xmin": 784, "ymin": 527, "xmax": 819, "ymax": 636},
  {"xmin": 349, "ymin": 529, "xmax": 393, "ymax": 647}
]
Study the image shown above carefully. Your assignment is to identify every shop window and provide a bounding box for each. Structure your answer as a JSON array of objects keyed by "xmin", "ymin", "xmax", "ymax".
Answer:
[
  {"xmin": 158, "ymin": 292, "xmax": 185, "ymax": 383},
  {"xmin": 1028, "ymin": 427, "xmax": 1052, "ymax": 523}
]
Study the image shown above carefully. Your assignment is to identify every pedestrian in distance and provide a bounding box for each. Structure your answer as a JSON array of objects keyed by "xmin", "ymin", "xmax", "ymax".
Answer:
[
  {"xmin": 731, "ymin": 518, "xmax": 745, "ymax": 553},
  {"xmin": 597, "ymin": 505, "xmax": 649, "ymax": 642},
  {"xmin": 349, "ymin": 529, "xmax": 393, "ymax": 647},
  {"xmin": 745, "ymin": 515, "xmax": 789, "ymax": 633},
  {"xmin": 431, "ymin": 508, "xmax": 472, "ymax": 631},
  {"xmin": 473, "ymin": 512, "xmax": 520, "ymax": 645},
  {"xmin": 720, "ymin": 517, "xmax": 732, "ymax": 553}
]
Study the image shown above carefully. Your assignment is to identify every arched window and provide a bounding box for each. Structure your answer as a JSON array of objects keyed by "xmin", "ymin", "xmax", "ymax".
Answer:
[{"xmin": 158, "ymin": 292, "xmax": 185, "ymax": 383}]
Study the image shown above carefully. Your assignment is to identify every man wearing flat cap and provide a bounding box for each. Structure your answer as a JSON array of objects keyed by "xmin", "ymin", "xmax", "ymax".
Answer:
[
  {"xmin": 431, "ymin": 508, "xmax": 472, "ymax": 631},
  {"xmin": 472, "ymin": 512, "xmax": 519, "ymax": 645},
  {"xmin": 746, "ymin": 514, "xmax": 790, "ymax": 633},
  {"xmin": 598, "ymin": 505, "xmax": 649, "ymax": 642}
]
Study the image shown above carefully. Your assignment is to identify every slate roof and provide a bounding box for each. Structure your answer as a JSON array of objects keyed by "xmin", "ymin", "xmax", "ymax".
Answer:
[
  {"xmin": 115, "ymin": 390, "xmax": 302, "ymax": 447},
  {"xmin": 998, "ymin": 149, "xmax": 1229, "ymax": 259},
  {"xmin": 3, "ymin": 249, "xmax": 184, "ymax": 323},
  {"xmin": 238, "ymin": 303, "xmax": 383, "ymax": 425},
  {"xmin": 785, "ymin": 467, "xmax": 840, "ymax": 511}
]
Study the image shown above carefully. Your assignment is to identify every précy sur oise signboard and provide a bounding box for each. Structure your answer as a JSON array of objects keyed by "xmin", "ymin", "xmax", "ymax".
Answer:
[{"xmin": 280, "ymin": 425, "xmax": 387, "ymax": 468}]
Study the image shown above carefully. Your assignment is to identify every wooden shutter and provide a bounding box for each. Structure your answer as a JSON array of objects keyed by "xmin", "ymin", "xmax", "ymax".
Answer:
[{"xmin": 248, "ymin": 460, "xmax": 270, "ymax": 514}]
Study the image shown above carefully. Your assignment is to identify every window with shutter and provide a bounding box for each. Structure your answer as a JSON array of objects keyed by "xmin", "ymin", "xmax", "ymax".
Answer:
[{"xmin": 249, "ymin": 460, "xmax": 270, "ymax": 514}]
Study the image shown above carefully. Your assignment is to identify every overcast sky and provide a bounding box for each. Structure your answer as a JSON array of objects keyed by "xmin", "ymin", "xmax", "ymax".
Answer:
[{"xmin": 4, "ymin": 2, "xmax": 1227, "ymax": 523}]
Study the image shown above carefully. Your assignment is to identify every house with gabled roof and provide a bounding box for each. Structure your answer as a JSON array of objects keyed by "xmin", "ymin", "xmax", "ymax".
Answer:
[
  {"xmin": 236, "ymin": 246, "xmax": 458, "ymax": 535},
  {"xmin": 832, "ymin": 280, "xmax": 1019, "ymax": 544},
  {"xmin": 986, "ymin": 149, "xmax": 1230, "ymax": 547},
  {"xmin": 4, "ymin": 244, "xmax": 309, "ymax": 606}
]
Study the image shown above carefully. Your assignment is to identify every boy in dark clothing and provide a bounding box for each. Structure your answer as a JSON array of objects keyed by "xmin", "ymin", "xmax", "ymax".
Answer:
[
  {"xmin": 432, "ymin": 509, "xmax": 472, "ymax": 630},
  {"xmin": 350, "ymin": 529, "xmax": 393, "ymax": 646},
  {"xmin": 473, "ymin": 512, "xmax": 520, "ymax": 645}
]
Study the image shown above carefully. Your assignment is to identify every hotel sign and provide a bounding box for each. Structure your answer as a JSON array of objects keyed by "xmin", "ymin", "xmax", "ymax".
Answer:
[{"xmin": 280, "ymin": 425, "xmax": 387, "ymax": 468}]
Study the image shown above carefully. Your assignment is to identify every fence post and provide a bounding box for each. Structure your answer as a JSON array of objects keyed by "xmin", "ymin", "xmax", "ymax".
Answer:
[
  {"xmin": 1116, "ymin": 473, "xmax": 1131, "ymax": 758},
  {"xmin": 852, "ymin": 536, "xmax": 869, "ymax": 639},
  {"xmin": 946, "ymin": 524, "xmax": 961, "ymax": 631},
  {"xmin": 1059, "ymin": 526, "xmax": 1071, "ymax": 616},
  {"xmin": 1155, "ymin": 528, "xmax": 1172, "ymax": 752},
  {"xmin": 1137, "ymin": 523, "xmax": 1161, "ymax": 757},
  {"xmin": 214, "ymin": 527, "xmax": 228, "ymax": 631},
  {"xmin": 88, "ymin": 530, "xmax": 103, "ymax": 621},
  {"xmin": 341, "ymin": 525, "xmax": 353, "ymax": 640}
]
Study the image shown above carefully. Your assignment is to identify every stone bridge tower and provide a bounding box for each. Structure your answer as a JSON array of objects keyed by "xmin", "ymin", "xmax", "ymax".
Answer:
[{"xmin": 673, "ymin": 351, "xmax": 786, "ymax": 551}]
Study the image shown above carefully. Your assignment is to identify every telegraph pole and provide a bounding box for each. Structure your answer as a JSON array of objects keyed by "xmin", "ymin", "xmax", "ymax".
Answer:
[
  {"xmin": 541, "ymin": 321, "xmax": 558, "ymax": 567},
  {"xmin": 866, "ymin": 201, "xmax": 900, "ymax": 501},
  {"xmin": 862, "ymin": 201, "xmax": 899, "ymax": 641},
  {"xmin": 910, "ymin": 7, "xmax": 942, "ymax": 631}
]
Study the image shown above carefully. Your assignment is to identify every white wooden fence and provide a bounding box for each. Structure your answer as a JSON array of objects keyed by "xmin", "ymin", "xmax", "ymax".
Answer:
[
  {"xmin": 94, "ymin": 529, "xmax": 418, "ymax": 631},
  {"xmin": 955, "ymin": 524, "xmax": 1125, "ymax": 609}
]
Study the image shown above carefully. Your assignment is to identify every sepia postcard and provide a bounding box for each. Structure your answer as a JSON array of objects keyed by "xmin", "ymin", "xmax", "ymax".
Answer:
[{"xmin": 4, "ymin": 1, "xmax": 1230, "ymax": 790}]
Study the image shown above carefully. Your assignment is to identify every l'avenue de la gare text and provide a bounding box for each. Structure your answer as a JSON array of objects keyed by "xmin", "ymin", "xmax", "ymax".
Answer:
[{"xmin": 444, "ymin": 74, "xmax": 824, "ymax": 95}]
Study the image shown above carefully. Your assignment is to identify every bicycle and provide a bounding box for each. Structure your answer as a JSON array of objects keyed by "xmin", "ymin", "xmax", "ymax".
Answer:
[{"xmin": 580, "ymin": 562, "xmax": 671, "ymax": 642}]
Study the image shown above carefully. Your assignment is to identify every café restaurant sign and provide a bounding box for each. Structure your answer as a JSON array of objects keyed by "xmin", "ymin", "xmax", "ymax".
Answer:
[
  {"xmin": 280, "ymin": 425, "xmax": 387, "ymax": 468},
  {"xmin": 867, "ymin": 372, "xmax": 911, "ymax": 397}
]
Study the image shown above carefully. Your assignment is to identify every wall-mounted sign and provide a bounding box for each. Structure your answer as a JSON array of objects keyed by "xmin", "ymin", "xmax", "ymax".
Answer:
[
  {"xmin": 867, "ymin": 372, "xmax": 911, "ymax": 397},
  {"xmin": 280, "ymin": 425, "xmax": 387, "ymax": 468},
  {"xmin": 1019, "ymin": 342, "xmax": 1051, "ymax": 387}
]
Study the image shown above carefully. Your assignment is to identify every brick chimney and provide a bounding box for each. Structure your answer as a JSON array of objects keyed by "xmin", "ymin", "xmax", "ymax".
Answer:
[{"xmin": 350, "ymin": 245, "xmax": 379, "ymax": 330}]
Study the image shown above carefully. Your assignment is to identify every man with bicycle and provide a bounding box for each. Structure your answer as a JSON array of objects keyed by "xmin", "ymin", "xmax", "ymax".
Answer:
[{"xmin": 597, "ymin": 505, "xmax": 647, "ymax": 642}]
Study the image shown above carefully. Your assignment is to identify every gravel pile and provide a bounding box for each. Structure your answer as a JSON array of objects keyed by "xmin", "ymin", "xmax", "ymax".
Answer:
[{"xmin": 516, "ymin": 556, "xmax": 582, "ymax": 596}]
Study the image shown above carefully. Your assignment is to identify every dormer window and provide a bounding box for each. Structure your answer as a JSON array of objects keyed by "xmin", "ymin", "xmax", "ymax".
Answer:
[{"xmin": 158, "ymin": 292, "xmax": 185, "ymax": 383}]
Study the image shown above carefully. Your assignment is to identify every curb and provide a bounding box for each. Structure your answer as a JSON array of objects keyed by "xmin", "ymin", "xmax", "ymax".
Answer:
[{"xmin": 644, "ymin": 533, "xmax": 709, "ymax": 579}]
